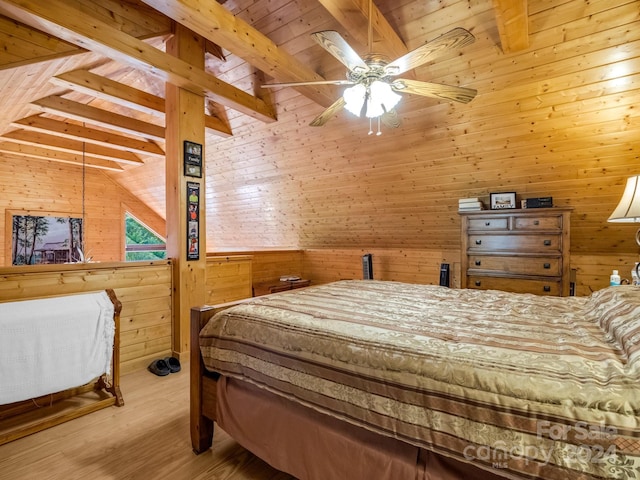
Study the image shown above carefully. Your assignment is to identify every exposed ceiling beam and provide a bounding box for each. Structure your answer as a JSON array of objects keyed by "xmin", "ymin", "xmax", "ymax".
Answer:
[
  {"xmin": 0, "ymin": 14, "xmax": 78, "ymax": 70},
  {"xmin": 11, "ymin": 115, "xmax": 166, "ymax": 158},
  {"xmin": 0, "ymin": 141, "xmax": 124, "ymax": 171},
  {"xmin": 51, "ymin": 69, "xmax": 232, "ymax": 138},
  {"xmin": 205, "ymin": 39, "xmax": 225, "ymax": 62},
  {"xmin": 140, "ymin": 0, "xmax": 337, "ymax": 108},
  {"xmin": 317, "ymin": 0, "xmax": 408, "ymax": 62},
  {"xmin": 51, "ymin": 70, "xmax": 165, "ymax": 117},
  {"xmin": 31, "ymin": 95, "xmax": 165, "ymax": 141},
  {"xmin": 0, "ymin": 129, "xmax": 144, "ymax": 165},
  {"xmin": 0, "ymin": 0, "xmax": 172, "ymax": 71},
  {"xmin": 0, "ymin": 0, "xmax": 277, "ymax": 123},
  {"xmin": 492, "ymin": 0, "xmax": 529, "ymax": 53}
]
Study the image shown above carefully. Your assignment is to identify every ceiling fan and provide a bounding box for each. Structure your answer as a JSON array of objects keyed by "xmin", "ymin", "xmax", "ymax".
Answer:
[{"xmin": 262, "ymin": 1, "xmax": 477, "ymax": 133}]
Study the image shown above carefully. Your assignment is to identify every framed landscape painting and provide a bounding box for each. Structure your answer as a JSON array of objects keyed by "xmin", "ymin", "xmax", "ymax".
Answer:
[{"xmin": 8, "ymin": 211, "xmax": 83, "ymax": 265}]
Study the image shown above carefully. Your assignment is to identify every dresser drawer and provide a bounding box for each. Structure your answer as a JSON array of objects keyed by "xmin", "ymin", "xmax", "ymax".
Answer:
[
  {"xmin": 468, "ymin": 256, "xmax": 561, "ymax": 276},
  {"xmin": 467, "ymin": 276, "xmax": 562, "ymax": 296},
  {"xmin": 467, "ymin": 217, "xmax": 509, "ymax": 231},
  {"xmin": 513, "ymin": 215, "xmax": 562, "ymax": 231},
  {"xmin": 468, "ymin": 234, "xmax": 561, "ymax": 253}
]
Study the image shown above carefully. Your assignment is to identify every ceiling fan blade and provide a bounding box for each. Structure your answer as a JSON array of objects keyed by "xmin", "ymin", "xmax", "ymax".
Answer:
[
  {"xmin": 384, "ymin": 28, "xmax": 475, "ymax": 76},
  {"xmin": 309, "ymin": 97, "xmax": 346, "ymax": 127},
  {"xmin": 311, "ymin": 31, "xmax": 369, "ymax": 73},
  {"xmin": 392, "ymin": 79, "xmax": 477, "ymax": 104},
  {"xmin": 262, "ymin": 79, "xmax": 353, "ymax": 89},
  {"xmin": 381, "ymin": 109, "xmax": 401, "ymax": 129}
]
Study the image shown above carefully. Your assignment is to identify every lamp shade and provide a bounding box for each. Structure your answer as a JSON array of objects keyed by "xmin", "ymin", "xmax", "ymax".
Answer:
[
  {"xmin": 608, "ymin": 175, "xmax": 640, "ymax": 223},
  {"xmin": 343, "ymin": 84, "xmax": 366, "ymax": 117},
  {"xmin": 366, "ymin": 81, "xmax": 401, "ymax": 118},
  {"xmin": 343, "ymin": 81, "xmax": 402, "ymax": 120}
]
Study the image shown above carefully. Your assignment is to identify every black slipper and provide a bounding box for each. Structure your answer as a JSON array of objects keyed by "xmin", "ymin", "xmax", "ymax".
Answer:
[
  {"xmin": 148, "ymin": 359, "xmax": 171, "ymax": 376},
  {"xmin": 164, "ymin": 356, "xmax": 181, "ymax": 373}
]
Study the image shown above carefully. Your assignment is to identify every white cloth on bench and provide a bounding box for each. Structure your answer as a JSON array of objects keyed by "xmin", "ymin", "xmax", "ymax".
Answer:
[{"xmin": 0, "ymin": 291, "xmax": 115, "ymax": 405}]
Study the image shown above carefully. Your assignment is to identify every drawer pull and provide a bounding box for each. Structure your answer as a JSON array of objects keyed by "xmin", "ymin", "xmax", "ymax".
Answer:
[
  {"xmin": 543, "ymin": 239, "xmax": 551, "ymax": 246},
  {"xmin": 475, "ymin": 260, "xmax": 481, "ymax": 266},
  {"xmin": 475, "ymin": 240, "xmax": 482, "ymax": 245},
  {"xmin": 475, "ymin": 281, "xmax": 481, "ymax": 287},
  {"xmin": 543, "ymin": 263, "xmax": 551, "ymax": 269},
  {"xmin": 543, "ymin": 286, "xmax": 551, "ymax": 292},
  {"xmin": 485, "ymin": 221, "xmax": 491, "ymax": 226},
  {"xmin": 534, "ymin": 220, "xmax": 540, "ymax": 225}
]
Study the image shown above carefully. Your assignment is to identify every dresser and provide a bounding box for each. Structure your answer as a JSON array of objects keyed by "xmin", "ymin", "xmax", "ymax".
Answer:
[{"xmin": 460, "ymin": 207, "xmax": 571, "ymax": 296}]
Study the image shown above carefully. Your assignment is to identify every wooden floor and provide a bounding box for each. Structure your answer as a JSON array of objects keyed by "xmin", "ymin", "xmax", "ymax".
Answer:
[{"xmin": 0, "ymin": 365, "xmax": 295, "ymax": 480}]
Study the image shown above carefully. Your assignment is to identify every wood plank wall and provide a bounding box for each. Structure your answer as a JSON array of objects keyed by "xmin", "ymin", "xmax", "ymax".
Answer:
[
  {"xmin": 211, "ymin": 248, "xmax": 640, "ymax": 297},
  {"xmin": 0, "ymin": 156, "xmax": 166, "ymax": 266},
  {"xmin": 205, "ymin": 255, "xmax": 253, "ymax": 304},
  {"xmin": 0, "ymin": 261, "xmax": 172, "ymax": 374},
  {"xmin": 203, "ymin": 0, "xmax": 640, "ymax": 263},
  {"xmin": 302, "ymin": 248, "xmax": 461, "ymax": 287}
]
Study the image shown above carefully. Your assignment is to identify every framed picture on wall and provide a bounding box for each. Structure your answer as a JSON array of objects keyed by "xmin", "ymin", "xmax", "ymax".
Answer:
[
  {"xmin": 7, "ymin": 210, "xmax": 84, "ymax": 265},
  {"xmin": 490, "ymin": 192, "xmax": 517, "ymax": 210},
  {"xmin": 184, "ymin": 140, "xmax": 203, "ymax": 178},
  {"xmin": 186, "ymin": 182, "xmax": 200, "ymax": 260}
]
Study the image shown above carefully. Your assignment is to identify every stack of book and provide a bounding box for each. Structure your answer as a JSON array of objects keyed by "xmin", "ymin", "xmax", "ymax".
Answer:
[{"xmin": 458, "ymin": 197, "xmax": 484, "ymax": 212}]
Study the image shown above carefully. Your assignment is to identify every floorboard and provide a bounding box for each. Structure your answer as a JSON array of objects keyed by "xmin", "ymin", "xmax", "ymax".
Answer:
[{"xmin": 0, "ymin": 365, "xmax": 295, "ymax": 480}]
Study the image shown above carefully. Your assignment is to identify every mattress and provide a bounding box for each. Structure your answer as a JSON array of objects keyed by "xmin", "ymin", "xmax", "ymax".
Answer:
[{"xmin": 200, "ymin": 280, "xmax": 640, "ymax": 479}]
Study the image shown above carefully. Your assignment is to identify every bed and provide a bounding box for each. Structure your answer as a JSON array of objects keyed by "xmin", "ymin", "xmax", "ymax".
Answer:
[{"xmin": 190, "ymin": 280, "xmax": 640, "ymax": 479}]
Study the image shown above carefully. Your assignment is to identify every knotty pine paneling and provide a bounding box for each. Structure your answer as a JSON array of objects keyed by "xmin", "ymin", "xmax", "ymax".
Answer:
[
  {"xmin": 200, "ymin": 0, "xmax": 639, "ymax": 261},
  {"xmin": 211, "ymin": 249, "xmax": 305, "ymax": 292},
  {"xmin": 571, "ymin": 253, "xmax": 640, "ymax": 296},
  {"xmin": 0, "ymin": 0, "xmax": 637, "ymax": 298},
  {"xmin": 0, "ymin": 261, "xmax": 172, "ymax": 374},
  {"xmin": 0, "ymin": 155, "xmax": 166, "ymax": 266},
  {"xmin": 302, "ymin": 248, "xmax": 461, "ymax": 287},
  {"xmin": 205, "ymin": 255, "xmax": 253, "ymax": 303},
  {"xmin": 246, "ymin": 250, "xmax": 305, "ymax": 284}
]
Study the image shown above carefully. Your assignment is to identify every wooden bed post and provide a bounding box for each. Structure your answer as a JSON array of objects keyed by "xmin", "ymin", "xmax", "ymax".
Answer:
[
  {"xmin": 191, "ymin": 306, "xmax": 214, "ymax": 453},
  {"xmin": 104, "ymin": 289, "xmax": 124, "ymax": 406}
]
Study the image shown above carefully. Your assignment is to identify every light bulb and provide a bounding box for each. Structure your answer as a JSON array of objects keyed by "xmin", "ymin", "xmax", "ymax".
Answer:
[
  {"xmin": 343, "ymin": 84, "xmax": 366, "ymax": 117},
  {"xmin": 366, "ymin": 94, "xmax": 385, "ymax": 118},
  {"xmin": 367, "ymin": 80, "xmax": 401, "ymax": 118}
]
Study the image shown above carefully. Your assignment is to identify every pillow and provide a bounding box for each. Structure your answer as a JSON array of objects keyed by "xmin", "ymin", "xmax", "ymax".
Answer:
[{"xmin": 584, "ymin": 286, "xmax": 640, "ymax": 363}]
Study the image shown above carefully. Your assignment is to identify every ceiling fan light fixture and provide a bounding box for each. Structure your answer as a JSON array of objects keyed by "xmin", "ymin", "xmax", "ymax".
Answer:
[
  {"xmin": 367, "ymin": 80, "xmax": 401, "ymax": 118},
  {"xmin": 343, "ymin": 83, "xmax": 366, "ymax": 117}
]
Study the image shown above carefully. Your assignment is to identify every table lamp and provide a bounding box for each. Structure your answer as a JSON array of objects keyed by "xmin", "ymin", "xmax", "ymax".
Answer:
[
  {"xmin": 608, "ymin": 175, "xmax": 640, "ymax": 246},
  {"xmin": 608, "ymin": 175, "xmax": 640, "ymax": 281}
]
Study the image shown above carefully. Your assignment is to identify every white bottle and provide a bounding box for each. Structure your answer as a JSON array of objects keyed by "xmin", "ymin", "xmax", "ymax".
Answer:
[
  {"xmin": 610, "ymin": 270, "xmax": 621, "ymax": 286},
  {"xmin": 632, "ymin": 263, "xmax": 639, "ymax": 286}
]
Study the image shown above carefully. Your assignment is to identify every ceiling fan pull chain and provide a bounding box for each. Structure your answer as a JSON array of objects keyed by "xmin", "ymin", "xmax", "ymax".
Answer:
[
  {"xmin": 368, "ymin": 117, "xmax": 373, "ymax": 135},
  {"xmin": 377, "ymin": 116, "xmax": 382, "ymax": 136}
]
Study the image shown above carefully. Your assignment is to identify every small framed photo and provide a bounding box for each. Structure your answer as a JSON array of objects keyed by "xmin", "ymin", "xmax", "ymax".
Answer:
[
  {"xmin": 490, "ymin": 192, "xmax": 517, "ymax": 210},
  {"xmin": 184, "ymin": 140, "xmax": 202, "ymax": 178}
]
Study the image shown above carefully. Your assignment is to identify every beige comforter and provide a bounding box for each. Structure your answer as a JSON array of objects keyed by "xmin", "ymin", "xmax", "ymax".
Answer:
[{"xmin": 200, "ymin": 280, "xmax": 640, "ymax": 479}]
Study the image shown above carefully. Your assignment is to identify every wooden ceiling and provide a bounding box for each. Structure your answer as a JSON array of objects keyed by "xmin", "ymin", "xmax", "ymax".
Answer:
[
  {"xmin": 0, "ymin": 0, "xmax": 638, "ymax": 254},
  {"xmin": 0, "ymin": 0, "xmax": 525, "ymax": 165}
]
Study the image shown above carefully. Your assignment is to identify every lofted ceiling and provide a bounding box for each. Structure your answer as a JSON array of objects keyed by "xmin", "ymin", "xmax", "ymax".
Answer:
[
  {"xmin": 0, "ymin": 0, "xmax": 638, "ymax": 254},
  {"xmin": 0, "ymin": 0, "xmax": 525, "ymax": 168}
]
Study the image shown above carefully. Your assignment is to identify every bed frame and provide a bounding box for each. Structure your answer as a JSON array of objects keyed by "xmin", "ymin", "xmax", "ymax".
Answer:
[
  {"xmin": 0, "ymin": 289, "xmax": 124, "ymax": 446},
  {"xmin": 190, "ymin": 301, "xmax": 239, "ymax": 453},
  {"xmin": 190, "ymin": 301, "xmax": 505, "ymax": 480}
]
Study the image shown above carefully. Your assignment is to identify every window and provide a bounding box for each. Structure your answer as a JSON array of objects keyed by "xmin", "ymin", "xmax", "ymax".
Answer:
[{"xmin": 124, "ymin": 213, "xmax": 166, "ymax": 261}]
